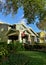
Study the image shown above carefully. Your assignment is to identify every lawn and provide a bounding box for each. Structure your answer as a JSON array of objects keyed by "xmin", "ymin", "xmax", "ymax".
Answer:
[{"xmin": 0, "ymin": 51, "xmax": 46, "ymax": 65}]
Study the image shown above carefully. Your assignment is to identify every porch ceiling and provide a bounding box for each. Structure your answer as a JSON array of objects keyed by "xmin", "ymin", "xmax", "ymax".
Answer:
[
  {"xmin": 8, "ymin": 32, "xmax": 19, "ymax": 36},
  {"xmin": 6, "ymin": 29, "xmax": 19, "ymax": 36}
]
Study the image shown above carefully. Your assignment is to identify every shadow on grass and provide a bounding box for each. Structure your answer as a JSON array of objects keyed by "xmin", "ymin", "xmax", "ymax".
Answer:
[{"xmin": 0, "ymin": 51, "xmax": 46, "ymax": 65}]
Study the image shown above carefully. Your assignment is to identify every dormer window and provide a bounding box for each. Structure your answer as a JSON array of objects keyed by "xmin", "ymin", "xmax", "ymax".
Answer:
[
  {"xmin": 12, "ymin": 26, "xmax": 15, "ymax": 29},
  {"xmin": 10, "ymin": 25, "xmax": 16, "ymax": 29}
]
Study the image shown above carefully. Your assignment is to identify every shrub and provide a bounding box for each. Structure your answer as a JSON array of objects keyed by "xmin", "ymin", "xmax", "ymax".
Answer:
[
  {"xmin": 0, "ymin": 47, "xmax": 8, "ymax": 56},
  {"xmin": 0, "ymin": 47, "xmax": 8, "ymax": 62},
  {"xmin": 24, "ymin": 43, "xmax": 46, "ymax": 52},
  {"xmin": 7, "ymin": 41, "xmax": 25, "ymax": 53},
  {"xmin": 13, "ymin": 41, "xmax": 25, "ymax": 51},
  {"xmin": 7, "ymin": 43, "xmax": 14, "ymax": 53}
]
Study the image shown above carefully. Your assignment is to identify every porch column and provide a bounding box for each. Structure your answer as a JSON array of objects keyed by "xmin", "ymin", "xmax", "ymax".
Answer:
[
  {"xmin": 34, "ymin": 36, "xmax": 37, "ymax": 42},
  {"xmin": 19, "ymin": 31, "xmax": 22, "ymax": 43},
  {"xmin": 28, "ymin": 34, "xmax": 31, "ymax": 44},
  {"xmin": 7, "ymin": 39, "xmax": 12, "ymax": 44}
]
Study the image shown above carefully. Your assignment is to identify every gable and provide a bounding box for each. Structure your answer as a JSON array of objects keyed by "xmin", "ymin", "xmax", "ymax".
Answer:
[{"xmin": 16, "ymin": 24, "xmax": 27, "ymax": 31}]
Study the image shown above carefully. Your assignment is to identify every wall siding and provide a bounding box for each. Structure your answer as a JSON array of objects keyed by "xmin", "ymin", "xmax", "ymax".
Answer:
[{"xmin": 0, "ymin": 24, "xmax": 8, "ymax": 42}]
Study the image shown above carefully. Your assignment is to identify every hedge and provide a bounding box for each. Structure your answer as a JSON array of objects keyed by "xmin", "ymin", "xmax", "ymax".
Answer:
[{"xmin": 24, "ymin": 43, "xmax": 46, "ymax": 52}]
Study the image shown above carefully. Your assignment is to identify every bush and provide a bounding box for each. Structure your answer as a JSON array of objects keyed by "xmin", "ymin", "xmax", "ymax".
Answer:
[
  {"xmin": 7, "ymin": 41, "xmax": 25, "ymax": 53},
  {"xmin": 0, "ymin": 42, "xmax": 8, "ymax": 62},
  {"xmin": 0, "ymin": 41, "xmax": 25, "ymax": 62},
  {"xmin": 24, "ymin": 43, "xmax": 46, "ymax": 52},
  {"xmin": 13, "ymin": 41, "xmax": 25, "ymax": 51},
  {"xmin": 7, "ymin": 43, "xmax": 14, "ymax": 53}
]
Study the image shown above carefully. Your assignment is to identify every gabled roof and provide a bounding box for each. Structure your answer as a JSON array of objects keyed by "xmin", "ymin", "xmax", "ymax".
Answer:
[
  {"xmin": 0, "ymin": 22, "xmax": 4, "ymax": 24},
  {"xmin": 5, "ymin": 22, "xmax": 38, "ymax": 36},
  {"xmin": 0, "ymin": 21, "xmax": 10, "ymax": 26},
  {"xmin": 14, "ymin": 23, "xmax": 38, "ymax": 36},
  {"xmin": 29, "ymin": 28, "xmax": 38, "ymax": 36}
]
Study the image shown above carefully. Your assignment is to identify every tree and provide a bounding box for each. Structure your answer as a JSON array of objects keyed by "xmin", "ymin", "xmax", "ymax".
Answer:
[
  {"xmin": 36, "ymin": 17, "xmax": 46, "ymax": 31},
  {"xmin": 0, "ymin": 0, "xmax": 46, "ymax": 24}
]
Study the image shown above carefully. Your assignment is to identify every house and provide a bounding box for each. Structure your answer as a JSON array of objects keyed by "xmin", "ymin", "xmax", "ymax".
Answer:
[
  {"xmin": 38, "ymin": 31, "xmax": 46, "ymax": 43},
  {"xmin": 6, "ymin": 23, "xmax": 38, "ymax": 44},
  {"xmin": 0, "ymin": 21, "xmax": 38, "ymax": 44}
]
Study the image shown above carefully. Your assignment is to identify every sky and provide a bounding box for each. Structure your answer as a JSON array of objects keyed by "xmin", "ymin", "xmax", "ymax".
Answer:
[{"xmin": 0, "ymin": 6, "xmax": 41, "ymax": 32}]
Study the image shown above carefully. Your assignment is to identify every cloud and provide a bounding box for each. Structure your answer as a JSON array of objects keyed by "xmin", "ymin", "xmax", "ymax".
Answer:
[
  {"xmin": 0, "ymin": 0, "xmax": 6, "ymax": 3},
  {"xmin": 19, "ymin": 19, "xmax": 27, "ymax": 24}
]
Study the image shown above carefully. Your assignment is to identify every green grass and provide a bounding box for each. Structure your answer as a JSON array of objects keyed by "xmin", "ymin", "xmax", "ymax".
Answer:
[
  {"xmin": 0, "ymin": 51, "xmax": 46, "ymax": 65},
  {"xmin": 19, "ymin": 51, "xmax": 46, "ymax": 65}
]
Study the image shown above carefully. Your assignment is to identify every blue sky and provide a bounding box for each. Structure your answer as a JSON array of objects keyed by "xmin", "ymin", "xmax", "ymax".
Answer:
[{"xmin": 0, "ymin": 7, "xmax": 41, "ymax": 32}]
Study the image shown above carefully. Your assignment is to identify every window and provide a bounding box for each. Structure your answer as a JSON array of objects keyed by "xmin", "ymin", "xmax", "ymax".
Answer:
[
  {"xmin": 1, "ymin": 28, "xmax": 4, "ymax": 32},
  {"xmin": 11, "ymin": 25, "xmax": 16, "ymax": 29}
]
